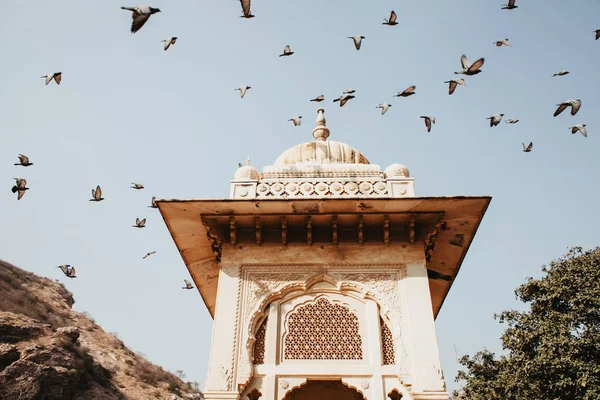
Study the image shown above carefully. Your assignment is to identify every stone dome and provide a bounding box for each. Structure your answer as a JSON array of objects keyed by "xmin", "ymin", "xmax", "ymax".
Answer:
[
  {"xmin": 234, "ymin": 158, "xmax": 260, "ymax": 180},
  {"xmin": 274, "ymin": 108, "xmax": 370, "ymax": 166},
  {"xmin": 274, "ymin": 140, "xmax": 370, "ymax": 165},
  {"xmin": 384, "ymin": 163, "xmax": 410, "ymax": 178}
]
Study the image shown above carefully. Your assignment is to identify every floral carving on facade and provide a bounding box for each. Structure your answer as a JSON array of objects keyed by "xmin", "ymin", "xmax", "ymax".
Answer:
[{"xmin": 255, "ymin": 180, "xmax": 389, "ymax": 198}]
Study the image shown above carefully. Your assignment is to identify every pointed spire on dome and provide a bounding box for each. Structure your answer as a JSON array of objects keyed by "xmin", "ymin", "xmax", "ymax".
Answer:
[
  {"xmin": 247, "ymin": 156, "xmax": 251, "ymax": 166},
  {"xmin": 312, "ymin": 108, "xmax": 330, "ymax": 142}
]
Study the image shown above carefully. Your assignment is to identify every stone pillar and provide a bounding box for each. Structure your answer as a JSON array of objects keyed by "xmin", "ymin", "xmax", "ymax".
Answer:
[
  {"xmin": 366, "ymin": 300, "xmax": 384, "ymax": 400},
  {"xmin": 204, "ymin": 264, "xmax": 241, "ymax": 400},
  {"xmin": 403, "ymin": 262, "xmax": 448, "ymax": 400}
]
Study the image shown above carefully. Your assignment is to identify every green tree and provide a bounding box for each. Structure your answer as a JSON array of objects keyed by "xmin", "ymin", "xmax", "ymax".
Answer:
[{"xmin": 454, "ymin": 247, "xmax": 600, "ymax": 400}]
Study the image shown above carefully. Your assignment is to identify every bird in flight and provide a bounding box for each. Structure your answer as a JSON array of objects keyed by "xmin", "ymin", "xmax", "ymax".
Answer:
[
  {"xmin": 333, "ymin": 93, "xmax": 355, "ymax": 107},
  {"xmin": 182, "ymin": 279, "xmax": 194, "ymax": 289},
  {"xmin": 344, "ymin": 89, "xmax": 356, "ymax": 94},
  {"xmin": 494, "ymin": 39, "xmax": 511, "ymax": 47},
  {"xmin": 11, "ymin": 178, "xmax": 29, "ymax": 200},
  {"xmin": 279, "ymin": 45, "xmax": 294, "ymax": 57},
  {"xmin": 554, "ymin": 99, "xmax": 581, "ymax": 117},
  {"xmin": 148, "ymin": 197, "xmax": 158, "ymax": 208},
  {"xmin": 420, "ymin": 116, "xmax": 435, "ymax": 132},
  {"xmin": 14, "ymin": 154, "xmax": 33, "ymax": 167},
  {"xmin": 595, "ymin": 29, "xmax": 600, "ymax": 40},
  {"xmin": 348, "ymin": 35, "xmax": 365, "ymax": 50},
  {"xmin": 522, "ymin": 142, "xmax": 533, "ymax": 152},
  {"xmin": 239, "ymin": 0, "xmax": 254, "ymax": 18},
  {"xmin": 310, "ymin": 95, "xmax": 325, "ymax": 102},
  {"xmin": 131, "ymin": 182, "xmax": 144, "ymax": 190},
  {"xmin": 57, "ymin": 265, "xmax": 76, "ymax": 278},
  {"xmin": 487, "ymin": 114, "xmax": 504, "ymax": 127},
  {"xmin": 382, "ymin": 11, "xmax": 398, "ymax": 26},
  {"xmin": 90, "ymin": 185, "xmax": 104, "ymax": 202},
  {"xmin": 455, "ymin": 55, "xmax": 484, "ymax": 75},
  {"xmin": 395, "ymin": 85, "xmax": 416, "ymax": 97},
  {"xmin": 569, "ymin": 124, "xmax": 587, "ymax": 137},
  {"xmin": 288, "ymin": 116, "xmax": 302, "ymax": 126},
  {"xmin": 445, "ymin": 78, "xmax": 466, "ymax": 95},
  {"xmin": 552, "ymin": 70, "xmax": 569, "ymax": 78},
  {"xmin": 376, "ymin": 103, "xmax": 392, "ymax": 115},
  {"xmin": 133, "ymin": 218, "xmax": 147, "ymax": 228},
  {"xmin": 505, "ymin": 118, "xmax": 519, "ymax": 124},
  {"xmin": 143, "ymin": 251, "xmax": 157, "ymax": 259},
  {"xmin": 121, "ymin": 6, "xmax": 161, "ymax": 33},
  {"xmin": 235, "ymin": 85, "xmax": 251, "ymax": 98},
  {"xmin": 41, "ymin": 72, "xmax": 62, "ymax": 86},
  {"xmin": 502, "ymin": 0, "xmax": 518, "ymax": 10},
  {"xmin": 161, "ymin": 37, "xmax": 177, "ymax": 51}
]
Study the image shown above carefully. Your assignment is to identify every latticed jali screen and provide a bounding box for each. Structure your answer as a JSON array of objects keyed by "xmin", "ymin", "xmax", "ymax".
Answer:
[
  {"xmin": 284, "ymin": 297, "xmax": 363, "ymax": 360},
  {"xmin": 253, "ymin": 317, "xmax": 267, "ymax": 364},
  {"xmin": 380, "ymin": 317, "xmax": 395, "ymax": 365}
]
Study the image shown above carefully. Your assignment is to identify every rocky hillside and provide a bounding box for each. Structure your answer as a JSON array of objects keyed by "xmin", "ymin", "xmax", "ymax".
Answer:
[{"xmin": 0, "ymin": 260, "xmax": 203, "ymax": 400}]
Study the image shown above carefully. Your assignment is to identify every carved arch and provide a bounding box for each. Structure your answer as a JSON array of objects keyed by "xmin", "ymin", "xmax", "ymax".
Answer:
[
  {"xmin": 238, "ymin": 272, "xmax": 408, "ymax": 392},
  {"xmin": 281, "ymin": 378, "xmax": 367, "ymax": 400}
]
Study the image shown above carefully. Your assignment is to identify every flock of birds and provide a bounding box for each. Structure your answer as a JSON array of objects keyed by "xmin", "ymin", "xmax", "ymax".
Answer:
[{"xmin": 8, "ymin": 0, "xmax": 600, "ymax": 287}]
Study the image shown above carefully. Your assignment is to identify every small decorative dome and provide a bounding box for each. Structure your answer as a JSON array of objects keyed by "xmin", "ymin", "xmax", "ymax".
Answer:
[
  {"xmin": 384, "ymin": 163, "xmax": 410, "ymax": 178},
  {"xmin": 234, "ymin": 158, "xmax": 260, "ymax": 180},
  {"xmin": 274, "ymin": 108, "xmax": 370, "ymax": 166}
]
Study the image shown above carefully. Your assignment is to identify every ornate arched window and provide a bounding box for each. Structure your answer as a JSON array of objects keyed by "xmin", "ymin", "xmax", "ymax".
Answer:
[
  {"xmin": 284, "ymin": 297, "xmax": 363, "ymax": 360},
  {"xmin": 381, "ymin": 317, "xmax": 395, "ymax": 365},
  {"xmin": 253, "ymin": 317, "xmax": 267, "ymax": 365}
]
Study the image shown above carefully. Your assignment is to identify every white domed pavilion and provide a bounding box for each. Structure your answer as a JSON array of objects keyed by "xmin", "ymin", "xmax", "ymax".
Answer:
[{"xmin": 158, "ymin": 109, "xmax": 491, "ymax": 400}]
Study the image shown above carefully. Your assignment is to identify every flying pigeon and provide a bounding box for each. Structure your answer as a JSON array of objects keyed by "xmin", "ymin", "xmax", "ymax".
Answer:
[
  {"xmin": 420, "ymin": 116, "xmax": 435, "ymax": 132},
  {"xmin": 333, "ymin": 94, "xmax": 355, "ymax": 107},
  {"xmin": 288, "ymin": 116, "xmax": 302, "ymax": 126},
  {"xmin": 90, "ymin": 185, "xmax": 104, "ymax": 202},
  {"xmin": 487, "ymin": 114, "xmax": 504, "ymax": 127},
  {"xmin": 310, "ymin": 95, "xmax": 325, "ymax": 102},
  {"xmin": 383, "ymin": 11, "xmax": 398, "ymax": 26},
  {"xmin": 343, "ymin": 89, "xmax": 356, "ymax": 94},
  {"xmin": 348, "ymin": 35, "xmax": 365, "ymax": 50},
  {"xmin": 279, "ymin": 45, "xmax": 294, "ymax": 57},
  {"xmin": 57, "ymin": 265, "xmax": 76, "ymax": 278},
  {"xmin": 595, "ymin": 29, "xmax": 600, "ymax": 40},
  {"xmin": 133, "ymin": 218, "xmax": 147, "ymax": 228},
  {"xmin": 522, "ymin": 142, "xmax": 533, "ymax": 152},
  {"xmin": 121, "ymin": 6, "xmax": 161, "ymax": 33},
  {"xmin": 494, "ymin": 39, "xmax": 511, "ymax": 47},
  {"xmin": 395, "ymin": 85, "xmax": 416, "ymax": 97},
  {"xmin": 131, "ymin": 182, "xmax": 144, "ymax": 190},
  {"xmin": 554, "ymin": 99, "xmax": 581, "ymax": 117},
  {"xmin": 235, "ymin": 86, "xmax": 251, "ymax": 98},
  {"xmin": 11, "ymin": 178, "xmax": 29, "ymax": 200},
  {"xmin": 552, "ymin": 70, "xmax": 569, "ymax": 77},
  {"xmin": 41, "ymin": 73, "xmax": 62, "ymax": 86},
  {"xmin": 445, "ymin": 78, "xmax": 467, "ymax": 95},
  {"xmin": 502, "ymin": 0, "xmax": 518, "ymax": 9},
  {"xmin": 570, "ymin": 124, "xmax": 587, "ymax": 137},
  {"xmin": 239, "ymin": 0, "xmax": 254, "ymax": 18},
  {"xmin": 505, "ymin": 118, "xmax": 519, "ymax": 124},
  {"xmin": 14, "ymin": 154, "xmax": 33, "ymax": 167},
  {"xmin": 376, "ymin": 103, "xmax": 392, "ymax": 115},
  {"xmin": 182, "ymin": 279, "xmax": 194, "ymax": 289},
  {"xmin": 161, "ymin": 37, "xmax": 177, "ymax": 51},
  {"xmin": 455, "ymin": 55, "xmax": 484, "ymax": 75},
  {"xmin": 143, "ymin": 251, "xmax": 156, "ymax": 259}
]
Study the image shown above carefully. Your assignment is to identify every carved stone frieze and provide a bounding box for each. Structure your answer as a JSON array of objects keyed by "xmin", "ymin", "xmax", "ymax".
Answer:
[{"xmin": 256, "ymin": 179, "xmax": 388, "ymax": 198}]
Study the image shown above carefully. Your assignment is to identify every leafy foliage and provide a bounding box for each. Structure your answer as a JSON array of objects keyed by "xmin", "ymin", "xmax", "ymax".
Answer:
[{"xmin": 454, "ymin": 247, "xmax": 600, "ymax": 400}]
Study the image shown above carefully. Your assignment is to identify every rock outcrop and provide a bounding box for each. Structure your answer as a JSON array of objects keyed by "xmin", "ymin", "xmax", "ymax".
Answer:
[{"xmin": 0, "ymin": 260, "xmax": 203, "ymax": 400}]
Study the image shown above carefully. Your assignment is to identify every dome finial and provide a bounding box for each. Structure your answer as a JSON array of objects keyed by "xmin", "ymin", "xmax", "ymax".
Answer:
[
  {"xmin": 246, "ymin": 156, "xmax": 251, "ymax": 166},
  {"xmin": 312, "ymin": 108, "xmax": 330, "ymax": 141}
]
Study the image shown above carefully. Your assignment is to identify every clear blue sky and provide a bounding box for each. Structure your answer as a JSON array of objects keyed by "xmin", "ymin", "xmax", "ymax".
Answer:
[{"xmin": 1, "ymin": 0, "xmax": 599, "ymax": 393}]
